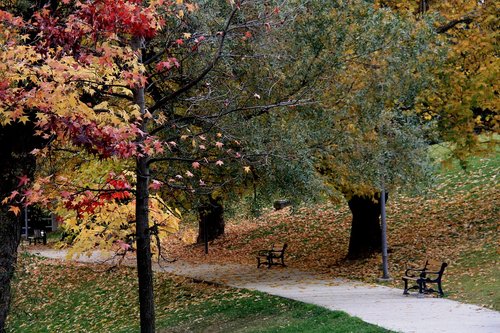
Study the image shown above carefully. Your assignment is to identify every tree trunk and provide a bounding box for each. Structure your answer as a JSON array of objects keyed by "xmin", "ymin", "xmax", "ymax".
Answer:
[
  {"xmin": 135, "ymin": 156, "xmax": 155, "ymax": 333},
  {"xmin": 346, "ymin": 193, "xmax": 388, "ymax": 260},
  {"xmin": 0, "ymin": 211, "xmax": 21, "ymax": 333},
  {"xmin": 197, "ymin": 196, "xmax": 225, "ymax": 244},
  {"xmin": 0, "ymin": 122, "xmax": 38, "ymax": 332},
  {"xmin": 131, "ymin": 35, "xmax": 155, "ymax": 333}
]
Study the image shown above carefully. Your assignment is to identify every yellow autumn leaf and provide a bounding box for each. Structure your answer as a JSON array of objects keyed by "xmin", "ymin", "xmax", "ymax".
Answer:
[{"xmin": 9, "ymin": 205, "xmax": 20, "ymax": 216}]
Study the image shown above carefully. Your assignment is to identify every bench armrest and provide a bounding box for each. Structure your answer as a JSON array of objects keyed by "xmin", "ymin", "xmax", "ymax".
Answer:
[
  {"xmin": 425, "ymin": 270, "xmax": 441, "ymax": 275},
  {"xmin": 404, "ymin": 268, "xmax": 426, "ymax": 278}
]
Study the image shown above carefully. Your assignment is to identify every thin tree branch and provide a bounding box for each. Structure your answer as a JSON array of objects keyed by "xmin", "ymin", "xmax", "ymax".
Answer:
[
  {"xmin": 148, "ymin": 6, "xmax": 240, "ymax": 114},
  {"xmin": 436, "ymin": 16, "xmax": 474, "ymax": 34}
]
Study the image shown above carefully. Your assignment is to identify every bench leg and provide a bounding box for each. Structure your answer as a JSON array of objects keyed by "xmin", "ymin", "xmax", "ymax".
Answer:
[
  {"xmin": 417, "ymin": 278, "xmax": 424, "ymax": 297},
  {"xmin": 403, "ymin": 279, "xmax": 409, "ymax": 295},
  {"xmin": 257, "ymin": 257, "xmax": 266, "ymax": 268},
  {"xmin": 437, "ymin": 282, "xmax": 444, "ymax": 297}
]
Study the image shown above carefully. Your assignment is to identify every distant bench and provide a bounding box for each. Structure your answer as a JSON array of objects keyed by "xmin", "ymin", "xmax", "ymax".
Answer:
[
  {"xmin": 402, "ymin": 260, "xmax": 447, "ymax": 297},
  {"xmin": 256, "ymin": 243, "xmax": 288, "ymax": 268},
  {"xmin": 28, "ymin": 229, "xmax": 47, "ymax": 245}
]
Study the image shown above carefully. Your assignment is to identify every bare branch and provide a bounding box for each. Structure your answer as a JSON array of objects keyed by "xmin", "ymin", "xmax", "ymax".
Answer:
[
  {"xmin": 148, "ymin": 6, "xmax": 240, "ymax": 114},
  {"xmin": 436, "ymin": 16, "xmax": 474, "ymax": 34}
]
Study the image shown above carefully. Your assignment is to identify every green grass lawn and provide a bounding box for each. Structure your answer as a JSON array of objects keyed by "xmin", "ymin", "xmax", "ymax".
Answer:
[{"xmin": 7, "ymin": 254, "xmax": 391, "ymax": 333}]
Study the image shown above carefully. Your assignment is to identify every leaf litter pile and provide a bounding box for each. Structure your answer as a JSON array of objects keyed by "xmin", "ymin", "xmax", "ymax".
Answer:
[{"xmin": 165, "ymin": 155, "xmax": 499, "ymax": 309}]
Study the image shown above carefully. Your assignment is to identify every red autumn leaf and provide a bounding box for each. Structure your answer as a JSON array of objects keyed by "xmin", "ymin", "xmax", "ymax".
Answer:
[
  {"xmin": 17, "ymin": 175, "xmax": 30, "ymax": 187},
  {"xmin": 150, "ymin": 180, "xmax": 163, "ymax": 190},
  {"xmin": 155, "ymin": 58, "xmax": 180, "ymax": 71}
]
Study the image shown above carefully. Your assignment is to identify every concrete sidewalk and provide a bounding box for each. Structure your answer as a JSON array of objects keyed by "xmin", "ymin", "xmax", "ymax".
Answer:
[{"xmin": 31, "ymin": 249, "xmax": 500, "ymax": 333}]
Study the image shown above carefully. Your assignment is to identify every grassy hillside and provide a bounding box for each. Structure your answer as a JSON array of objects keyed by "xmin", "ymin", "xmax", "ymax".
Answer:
[{"xmin": 166, "ymin": 152, "xmax": 499, "ymax": 309}]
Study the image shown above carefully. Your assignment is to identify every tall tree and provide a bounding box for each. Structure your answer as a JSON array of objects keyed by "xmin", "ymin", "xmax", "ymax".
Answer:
[
  {"xmin": 136, "ymin": 0, "xmax": 318, "ymax": 242},
  {"xmin": 256, "ymin": 0, "xmax": 443, "ymax": 259},
  {"xmin": 0, "ymin": 2, "xmax": 175, "ymax": 331}
]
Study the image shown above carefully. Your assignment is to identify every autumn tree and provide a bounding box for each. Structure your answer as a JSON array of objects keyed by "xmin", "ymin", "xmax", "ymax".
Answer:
[
  {"xmin": 271, "ymin": 0, "xmax": 485, "ymax": 260},
  {"xmin": 134, "ymin": 0, "xmax": 320, "ymax": 243},
  {"xmin": 318, "ymin": 0, "xmax": 500, "ymax": 259},
  {"xmin": 376, "ymin": 0, "xmax": 498, "ymax": 158},
  {"xmin": 0, "ymin": 122, "xmax": 41, "ymax": 330},
  {"xmin": 0, "ymin": 4, "xmax": 47, "ymax": 328},
  {"xmin": 248, "ymin": 0, "xmax": 445, "ymax": 259},
  {"xmin": 0, "ymin": 1, "xmax": 178, "ymax": 331}
]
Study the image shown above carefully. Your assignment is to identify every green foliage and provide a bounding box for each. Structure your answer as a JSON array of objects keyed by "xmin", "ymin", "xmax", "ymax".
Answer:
[
  {"xmin": 263, "ymin": 0, "xmax": 444, "ymax": 199},
  {"xmin": 213, "ymin": 0, "xmax": 446, "ymax": 212}
]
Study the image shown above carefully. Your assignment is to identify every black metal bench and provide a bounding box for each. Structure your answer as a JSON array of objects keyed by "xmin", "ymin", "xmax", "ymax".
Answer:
[
  {"xmin": 402, "ymin": 260, "xmax": 447, "ymax": 297},
  {"xmin": 256, "ymin": 243, "xmax": 288, "ymax": 268},
  {"xmin": 28, "ymin": 229, "xmax": 47, "ymax": 245}
]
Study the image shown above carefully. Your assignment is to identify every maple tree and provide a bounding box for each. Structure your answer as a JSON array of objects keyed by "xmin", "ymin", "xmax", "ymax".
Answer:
[
  {"xmin": 31, "ymin": 152, "xmax": 180, "ymax": 258},
  {"xmin": 0, "ymin": 122, "xmax": 41, "ymax": 330},
  {"xmin": 0, "ymin": 1, "xmax": 177, "ymax": 331}
]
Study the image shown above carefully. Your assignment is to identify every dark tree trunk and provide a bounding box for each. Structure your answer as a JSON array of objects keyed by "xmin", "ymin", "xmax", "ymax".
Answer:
[
  {"xmin": 0, "ymin": 122, "xmax": 39, "ymax": 332},
  {"xmin": 135, "ymin": 156, "xmax": 155, "ymax": 333},
  {"xmin": 132, "ymin": 35, "xmax": 155, "ymax": 333},
  {"xmin": 346, "ymin": 193, "xmax": 389, "ymax": 260},
  {"xmin": 197, "ymin": 196, "xmax": 225, "ymax": 243},
  {"xmin": 0, "ymin": 211, "xmax": 21, "ymax": 333}
]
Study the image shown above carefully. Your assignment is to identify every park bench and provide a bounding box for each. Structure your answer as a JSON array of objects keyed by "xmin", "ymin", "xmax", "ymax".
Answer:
[
  {"xmin": 28, "ymin": 229, "xmax": 47, "ymax": 245},
  {"xmin": 256, "ymin": 243, "xmax": 288, "ymax": 268},
  {"xmin": 273, "ymin": 199, "xmax": 291, "ymax": 210},
  {"xmin": 402, "ymin": 260, "xmax": 447, "ymax": 297}
]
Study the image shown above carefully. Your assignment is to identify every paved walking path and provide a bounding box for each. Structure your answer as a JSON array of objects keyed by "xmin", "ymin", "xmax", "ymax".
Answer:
[{"xmin": 30, "ymin": 249, "xmax": 500, "ymax": 333}]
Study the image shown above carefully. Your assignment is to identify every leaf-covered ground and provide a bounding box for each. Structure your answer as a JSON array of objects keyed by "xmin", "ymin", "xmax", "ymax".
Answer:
[
  {"xmin": 7, "ymin": 254, "xmax": 390, "ymax": 333},
  {"xmin": 165, "ymin": 154, "xmax": 499, "ymax": 309}
]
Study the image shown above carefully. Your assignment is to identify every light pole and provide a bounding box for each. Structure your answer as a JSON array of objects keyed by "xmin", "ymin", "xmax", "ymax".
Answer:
[{"xmin": 380, "ymin": 187, "xmax": 391, "ymax": 281}]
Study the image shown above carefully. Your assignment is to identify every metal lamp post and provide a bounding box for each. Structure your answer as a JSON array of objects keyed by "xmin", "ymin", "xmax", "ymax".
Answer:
[{"xmin": 380, "ymin": 187, "xmax": 391, "ymax": 280}]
